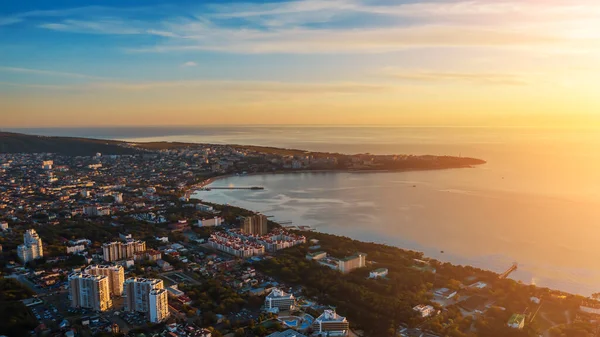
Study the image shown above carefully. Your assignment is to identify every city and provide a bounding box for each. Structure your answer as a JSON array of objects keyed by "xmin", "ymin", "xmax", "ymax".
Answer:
[
  {"xmin": 0, "ymin": 141, "xmax": 598, "ymax": 337},
  {"xmin": 2, "ymin": 0, "xmax": 600, "ymax": 336}
]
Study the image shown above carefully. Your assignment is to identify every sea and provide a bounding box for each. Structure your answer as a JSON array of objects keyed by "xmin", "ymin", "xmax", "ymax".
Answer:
[{"xmin": 10, "ymin": 126, "xmax": 600, "ymax": 296}]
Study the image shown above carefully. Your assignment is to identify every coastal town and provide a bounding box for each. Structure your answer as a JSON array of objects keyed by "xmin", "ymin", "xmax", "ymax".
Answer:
[{"xmin": 0, "ymin": 139, "xmax": 598, "ymax": 337}]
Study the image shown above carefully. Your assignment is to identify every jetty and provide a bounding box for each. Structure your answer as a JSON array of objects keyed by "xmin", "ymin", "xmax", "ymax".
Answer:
[
  {"xmin": 198, "ymin": 186, "xmax": 264, "ymax": 191},
  {"xmin": 499, "ymin": 262, "xmax": 518, "ymax": 279}
]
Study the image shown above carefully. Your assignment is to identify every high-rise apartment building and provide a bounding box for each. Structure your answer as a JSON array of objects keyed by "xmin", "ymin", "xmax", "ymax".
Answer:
[
  {"xmin": 85, "ymin": 265, "xmax": 125, "ymax": 296},
  {"xmin": 17, "ymin": 229, "xmax": 44, "ymax": 263},
  {"xmin": 241, "ymin": 214, "xmax": 268, "ymax": 235},
  {"xmin": 102, "ymin": 240, "xmax": 146, "ymax": 262},
  {"xmin": 124, "ymin": 278, "xmax": 168, "ymax": 322},
  {"xmin": 149, "ymin": 288, "xmax": 170, "ymax": 323},
  {"xmin": 68, "ymin": 273, "xmax": 112, "ymax": 312}
]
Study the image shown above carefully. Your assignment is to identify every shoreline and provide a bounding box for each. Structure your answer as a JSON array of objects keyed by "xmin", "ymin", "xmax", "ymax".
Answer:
[
  {"xmin": 189, "ymin": 165, "xmax": 479, "ymax": 191},
  {"xmin": 190, "ymin": 170, "xmax": 596, "ymax": 297}
]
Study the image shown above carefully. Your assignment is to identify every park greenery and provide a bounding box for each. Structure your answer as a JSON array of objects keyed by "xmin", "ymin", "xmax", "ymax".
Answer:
[
  {"xmin": 0, "ymin": 278, "xmax": 38, "ymax": 336},
  {"xmin": 256, "ymin": 231, "xmax": 591, "ymax": 337}
]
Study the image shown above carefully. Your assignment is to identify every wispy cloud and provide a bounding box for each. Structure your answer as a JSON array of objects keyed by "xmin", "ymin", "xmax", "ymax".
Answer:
[
  {"xmin": 5, "ymin": 0, "xmax": 598, "ymax": 54},
  {"xmin": 381, "ymin": 69, "xmax": 529, "ymax": 86},
  {"xmin": 39, "ymin": 19, "xmax": 144, "ymax": 35},
  {"xmin": 0, "ymin": 66, "xmax": 110, "ymax": 80},
  {"xmin": 181, "ymin": 61, "xmax": 198, "ymax": 67},
  {"xmin": 0, "ymin": 78, "xmax": 389, "ymax": 95},
  {"xmin": 128, "ymin": 25, "xmax": 562, "ymax": 54}
]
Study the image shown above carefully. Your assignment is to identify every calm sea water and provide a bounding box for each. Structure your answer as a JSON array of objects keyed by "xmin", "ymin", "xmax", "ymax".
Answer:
[{"xmin": 11, "ymin": 126, "xmax": 600, "ymax": 295}]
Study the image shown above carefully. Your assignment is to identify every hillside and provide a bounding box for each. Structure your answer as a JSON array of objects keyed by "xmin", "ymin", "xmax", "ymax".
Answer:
[{"xmin": 0, "ymin": 132, "xmax": 143, "ymax": 156}]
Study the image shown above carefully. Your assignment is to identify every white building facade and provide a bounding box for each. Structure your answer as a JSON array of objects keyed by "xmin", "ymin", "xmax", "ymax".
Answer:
[
  {"xmin": 85, "ymin": 265, "xmax": 125, "ymax": 297},
  {"xmin": 149, "ymin": 288, "xmax": 170, "ymax": 323},
  {"xmin": 68, "ymin": 273, "xmax": 112, "ymax": 312},
  {"xmin": 17, "ymin": 229, "xmax": 44, "ymax": 263}
]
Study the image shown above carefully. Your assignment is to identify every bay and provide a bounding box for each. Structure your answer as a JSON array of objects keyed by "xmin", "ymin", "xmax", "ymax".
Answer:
[{"xmin": 13, "ymin": 126, "xmax": 600, "ymax": 295}]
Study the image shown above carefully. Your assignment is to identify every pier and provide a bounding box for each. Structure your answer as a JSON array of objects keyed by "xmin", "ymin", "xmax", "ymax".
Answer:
[
  {"xmin": 499, "ymin": 262, "xmax": 518, "ymax": 279},
  {"xmin": 198, "ymin": 186, "xmax": 264, "ymax": 191}
]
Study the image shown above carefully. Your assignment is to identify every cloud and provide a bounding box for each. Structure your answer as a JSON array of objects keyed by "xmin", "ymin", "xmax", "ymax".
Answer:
[
  {"xmin": 0, "ymin": 78, "xmax": 389, "ymax": 95},
  {"xmin": 90, "ymin": 80, "xmax": 389, "ymax": 94},
  {"xmin": 39, "ymin": 19, "xmax": 143, "ymax": 35},
  {"xmin": 5, "ymin": 0, "xmax": 600, "ymax": 55},
  {"xmin": 0, "ymin": 66, "xmax": 109, "ymax": 80},
  {"xmin": 128, "ymin": 25, "xmax": 561, "ymax": 54},
  {"xmin": 0, "ymin": 17, "xmax": 23, "ymax": 26},
  {"xmin": 181, "ymin": 61, "xmax": 198, "ymax": 67},
  {"xmin": 381, "ymin": 69, "xmax": 529, "ymax": 86}
]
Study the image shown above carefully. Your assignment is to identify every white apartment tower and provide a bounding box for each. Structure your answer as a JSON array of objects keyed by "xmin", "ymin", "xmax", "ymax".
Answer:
[
  {"xmin": 124, "ymin": 278, "xmax": 168, "ymax": 322},
  {"xmin": 17, "ymin": 229, "xmax": 44, "ymax": 263},
  {"xmin": 85, "ymin": 265, "xmax": 125, "ymax": 296},
  {"xmin": 68, "ymin": 273, "xmax": 112, "ymax": 312},
  {"xmin": 149, "ymin": 288, "xmax": 170, "ymax": 323}
]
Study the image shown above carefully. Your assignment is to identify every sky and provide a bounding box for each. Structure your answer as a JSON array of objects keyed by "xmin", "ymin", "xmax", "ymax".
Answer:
[{"xmin": 1, "ymin": 0, "xmax": 600, "ymax": 127}]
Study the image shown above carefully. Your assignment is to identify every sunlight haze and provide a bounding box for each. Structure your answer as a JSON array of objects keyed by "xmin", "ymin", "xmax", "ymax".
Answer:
[{"xmin": 1, "ymin": 0, "xmax": 600, "ymax": 127}]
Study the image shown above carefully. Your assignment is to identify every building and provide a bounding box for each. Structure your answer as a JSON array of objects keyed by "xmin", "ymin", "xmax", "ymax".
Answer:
[
  {"xmin": 306, "ymin": 251, "xmax": 327, "ymax": 261},
  {"xmin": 134, "ymin": 249, "xmax": 162, "ymax": 262},
  {"xmin": 208, "ymin": 232, "xmax": 265, "ymax": 258},
  {"xmin": 508, "ymin": 314, "xmax": 525, "ymax": 329},
  {"xmin": 124, "ymin": 278, "xmax": 167, "ymax": 321},
  {"xmin": 83, "ymin": 205, "xmax": 111, "ymax": 217},
  {"xmin": 369, "ymin": 268, "xmax": 388, "ymax": 279},
  {"xmin": 413, "ymin": 304, "xmax": 435, "ymax": 318},
  {"xmin": 66, "ymin": 245, "xmax": 86, "ymax": 254},
  {"xmin": 157, "ymin": 259, "xmax": 173, "ymax": 271},
  {"xmin": 241, "ymin": 214, "xmax": 268, "ymax": 235},
  {"xmin": 168, "ymin": 220, "xmax": 190, "ymax": 232},
  {"xmin": 42, "ymin": 160, "xmax": 53, "ymax": 170},
  {"xmin": 17, "ymin": 229, "xmax": 44, "ymax": 264},
  {"xmin": 434, "ymin": 288, "xmax": 457, "ymax": 300},
  {"xmin": 149, "ymin": 288, "xmax": 170, "ymax": 323},
  {"xmin": 267, "ymin": 330, "xmax": 307, "ymax": 337},
  {"xmin": 113, "ymin": 192, "xmax": 123, "ymax": 204},
  {"xmin": 85, "ymin": 265, "xmax": 125, "ymax": 296},
  {"xmin": 68, "ymin": 273, "xmax": 112, "ymax": 312},
  {"xmin": 197, "ymin": 217, "xmax": 223, "ymax": 227},
  {"xmin": 102, "ymin": 240, "xmax": 146, "ymax": 262},
  {"xmin": 265, "ymin": 288, "xmax": 296, "ymax": 313},
  {"xmin": 312, "ymin": 310, "xmax": 349, "ymax": 336},
  {"xmin": 255, "ymin": 229, "xmax": 306, "ymax": 252},
  {"xmin": 147, "ymin": 249, "xmax": 162, "ymax": 261},
  {"xmin": 337, "ymin": 253, "xmax": 366, "ymax": 274},
  {"xmin": 196, "ymin": 203, "xmax": 214, "ymax": 212}
]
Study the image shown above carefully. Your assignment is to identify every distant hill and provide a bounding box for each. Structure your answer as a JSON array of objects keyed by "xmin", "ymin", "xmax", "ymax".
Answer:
[{"xmin": 0, "ymin": 132, "xmax": 143, "ymax": 156}]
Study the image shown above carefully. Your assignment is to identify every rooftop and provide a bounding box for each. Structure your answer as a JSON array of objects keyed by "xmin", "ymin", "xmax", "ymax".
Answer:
[
  {"xmin": 339, "ymin": 252, "xmax": 367, "ymax": 262},
  {"xmin": 508, "ymin": 314, "xmax": 525, "ymax": 325},
  {"xmin": 266, "ymin": 288, "xmax": 294, "ymax": 300},
  {"xmin": 267, "ymin": 329, "xmax": 307, "ymax": 337},
  {"xmin": 315, "ymin": 310, "xmax": 347, "ymax": 323}
]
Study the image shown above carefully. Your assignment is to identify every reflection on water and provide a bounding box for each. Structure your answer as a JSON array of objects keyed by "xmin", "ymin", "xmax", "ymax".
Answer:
[{"xmin": 196, "ymin": 171, "xmax": 600, "ymax": 296}]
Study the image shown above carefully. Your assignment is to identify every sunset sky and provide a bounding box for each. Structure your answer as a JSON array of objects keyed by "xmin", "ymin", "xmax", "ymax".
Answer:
[{"xmin": 1, "ymin": 0, "xmax": 600, "ymax": 127}]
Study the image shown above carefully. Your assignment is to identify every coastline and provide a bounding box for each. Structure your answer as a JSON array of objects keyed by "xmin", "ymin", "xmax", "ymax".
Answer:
[
  {"xmin": 193, "ymin": 180, "xmax": 585, "ymax": 300},
  {"xmin": 190, "ymin": 169, "xmax": 599, "ymax": 297},
  {"xmin": 189, "ymin": 165, "xmax": 480, "ymax": 191}
]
